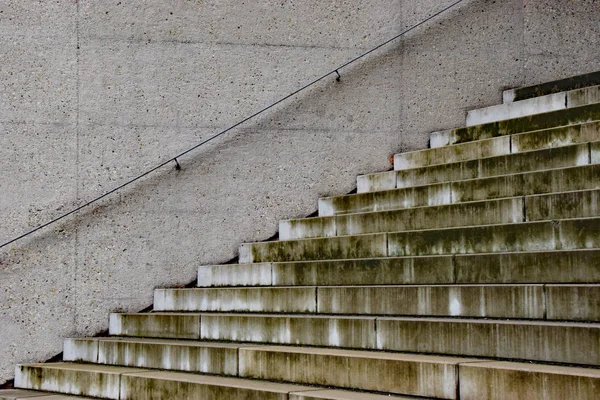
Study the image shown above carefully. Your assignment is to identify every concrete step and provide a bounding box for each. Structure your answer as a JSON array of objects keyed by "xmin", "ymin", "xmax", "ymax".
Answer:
[
  {"xmin": 430, "ymin": 103, "xmax": 600, "ymax": 148},
  {"xmin": 61, "ymin": 337, "xmax": 454, "ymax": 398},
  {"xmin": 238, "ymin": 346, "xmax": 474, "ymax": 399},
  {"xmin": 154, "ymin": 286, "xmax": 317, "ymax": 313},
  {"xmin": 503, "ymin": 70, "xmax": 600, "ymax": 103},
  {"xmin": 108, "ymin": 312, "xmax": 599, "ymax": 363},
  {"xmin": 154, "ymin": 284, "xmax": 563, "ymax": 319},
  {"xmin": 379, "ymin": 318, "xmax": 600, "ymax": 365},
  {"xmin": 360, "ymin": 141, "xmax": 594, "ymax": 194},
  {"xmin": 323, "ymin": 163, "xmax": 600, "ymax": 217},
  {"xmin": 198, "ymin": 249, "xmax": 600, "ymax": 287},
  {"xmin": 459, "ymin": 361, "xmax": 600, "ymax": 399},
  {"xmin": 293, "ymin": 197, "xmax": 523, "ymax": 240},
  {"xmin": 109, "ymin": 312, "xmax": 201, "ymax": 339},
  {"xmin": 298, "ymin": 189, "xmax": 600, "ymax": 240},
  {"xmin": 389, "ymin": 120, "xmax": 600, "ymax": 174},
  {"xmin": 467, "ymin": 85, "xmax": 600, "ymax": 126},
  {"xmin": 63, "ymin": 337, "xmax": 242, "ymax": 375},
  {"xmin": 14, "ymin": 363, "xmax": 325, "ymax": 400},
  {"xmin": 111, "ymin": 312, "xmax": 377, "ymax": 348},
  {"xmin": 0, "ymin": 390, "xmax": 91, "ymax": 399},
  {"xmin": 240, "ymin": 217, "xmax": 600, "ymax": 263}
]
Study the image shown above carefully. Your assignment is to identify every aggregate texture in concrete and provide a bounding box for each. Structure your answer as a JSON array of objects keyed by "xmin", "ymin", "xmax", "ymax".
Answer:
[{"xmin": 1, "ymin": 0, "xmax": 599, "ymax": 383}]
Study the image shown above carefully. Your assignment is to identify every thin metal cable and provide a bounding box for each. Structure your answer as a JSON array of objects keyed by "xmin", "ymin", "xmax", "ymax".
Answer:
[{"xmin": 1, "ymin": 0, "xmax": 465, "ymax": 250}]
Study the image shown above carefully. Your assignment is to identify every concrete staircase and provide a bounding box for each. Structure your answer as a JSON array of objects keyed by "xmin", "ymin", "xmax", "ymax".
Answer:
[{"xmin": 3, "ymin": 71, "xmax": 600, "ymax": 399}]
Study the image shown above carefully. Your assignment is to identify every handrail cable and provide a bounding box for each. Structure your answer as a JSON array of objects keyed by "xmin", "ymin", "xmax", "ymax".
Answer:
[{"xmin": 1, "ymin": 0, "xmax": 465, "ymax": 250}]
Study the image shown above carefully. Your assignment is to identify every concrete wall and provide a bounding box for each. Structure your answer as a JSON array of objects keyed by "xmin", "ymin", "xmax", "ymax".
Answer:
[{"xmin": 0, "ymin": 0, "xmax": 598, "ymax": 383}]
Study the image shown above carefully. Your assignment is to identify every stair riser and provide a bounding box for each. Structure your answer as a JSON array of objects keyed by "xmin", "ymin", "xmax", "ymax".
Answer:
[
  {"xmin": 109, "ymin": 314, "xmax": 200, "ymax": 339},
  {"xmin": 64, "ymin": 338, "xmax": 239, "ymax": 375},
  {"xmin": 120, "ymin": 375, "xmax": 289, "ymax": 400},
  {"xmin": 546, "ymin": 285, "xmax": 600, "ymax": 321},
  {"xmin": 239, "ymin": 349, "xmax": 462, "ymax": 400},
  {"xmin": 388, "ymin": 218, "xmax": 600, "ymax": 257},
  {"xmin": 378, "ymin": 320, "xmax": 599, "ymax": 365},
  {"xmin": 317, "ymin": 286, "xmax": 544, "ymax": 318},
  {"xmin": 153, "ymin": 285, "xmax": 546, "ymax": 319},
  {"xmin": 239, "ymin": 233, "xmax": 388, "ymax": 263},
  {"xmin": 438, "ymin": 103, "xmax": 600, "ymax": 147},
  {"xmin": 242, "ymin": 218, "xmax": 600, "ymax": 263},
  {"xmin": 201, "ymin": 315, "xmax": 376, "ymax": 349},
  {"xmin": 324, "ymin": 163, "xmax": 600, "ymax": 217},
  {"xmin": 388, "ymin": 121, "xmax": 599, "ymax": 175},
  {"xmin": 466, "ymin": 86, "xmax": 600, "ymax": 127},
  {"xmin": 198, "ymin": 250, "xmax": 600, "ymax": 287},
  {"xmin": 459, "ymin": 363, "xmax": 600, "ymax": 400},
  {"xmin": 154, "ymin": 287, "xmax": 316, "ymax": 313},
  {"xmin": 15, "ymin": 366, "xmax": 122, "ymax": 399}
]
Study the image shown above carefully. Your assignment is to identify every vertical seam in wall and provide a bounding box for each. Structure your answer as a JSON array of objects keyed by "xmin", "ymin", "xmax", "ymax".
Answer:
[
  {"xmin": 315, "ymin": 287, "xmax": 319, "ymax": 313},
  {"xmin": 509, "ymin": 134, "xmax": 513, "ymax": 154},
  {"xmin": 588, "ymin": 142, "xmax": 592, "ymax": 164},
  {"xmin": 522, "ymin": 196, "xmax": 527, "ymax": 222}
]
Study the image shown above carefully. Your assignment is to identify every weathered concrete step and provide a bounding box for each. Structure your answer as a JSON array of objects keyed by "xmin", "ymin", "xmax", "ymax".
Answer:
[
  {"xmin": 64, "ymin": 337, "xmax": 243, "ymax": 375},
  {"xmin": 504, "ymin": 70, "xmax": 600, "ymax": 103},
  {"xmin": 239, "ymin": 346, "xmax": 474, "ymax": 399},
  {"xmin": 389, "ymin": 120, "xmax": 600, "ymax": 174},
  {"xmin": 0, "ymin": 390, "xmax": 91, "ymax": 399},
  {"xmin": 360, "ymin": 141, "xmax": 595, "ymax": 194},
  {"xmin": 309, "ymin": 189, "xmax": 600, "ymax": 239},
  {"xmin": 431, "ymin": 103, "xmax": 600, "ymax": 148},
  {"xmin": 241, "ymin": 217, "xmax": 600, "ymax": 263},
  {"xmin": 324, "ymin": 162, "xmax": 600, "ymax": 217},
  {"xmin": 14, "ymin": 363, "xmax": 325, "ymax": 400},
  {"xmin": 154, "ymin": 286, "xmax": 317, "ymax": 312},
  {"xmin": 109, "ymin": 312, "xmax": 201, "ymax": 339},
  {"xmin": 467, "ymin": 85, "xmax": 600, "ymax": 126},
  {"xmin": 199, "ymin": 249, "xmax": 600, "ymax": 287},
  {"xmin": 154, "ymin": 284, "xmax": 559, "ymax": 319},
  {"xmin": 379, "ymin": 318, "xmax": 600, "ymax": 365},
  {"xmin": 293, "ymin": 197, "xmax": 523, "ymax": 240},
  {"xmin": 305, "ymin": 189, "xmax": 600, "ymax": 240},
  {"xmin": 459, "ymin": 361, "xmax": 600, "ymax": 399},
  {"xmin": 111, "ymin": 312, "xmax": 377, "ymax": 347}
]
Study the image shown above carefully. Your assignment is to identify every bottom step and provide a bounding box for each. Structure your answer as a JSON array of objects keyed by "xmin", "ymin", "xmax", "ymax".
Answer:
[{"xmin": 14, "ymin": 363, "xmax": 415, "ymax": 400}]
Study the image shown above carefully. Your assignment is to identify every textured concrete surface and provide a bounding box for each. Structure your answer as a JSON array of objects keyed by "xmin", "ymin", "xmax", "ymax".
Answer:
[
  {"xmin": 459, "ymin": 361, "xmax": 600, "ymax": 399},
  {"xmin": 200, "ymin": 314, "xmax": 377, "ymax": 348},
  {"xmin": 377, "ymin": 318, "xmax": 600, "ymax": 365},
  {"xmin": 239, "ymin": 346, "xmax": 473, "ymax": 399},
  {"xmin": 1, "ymin": 0, "xmax": 599, "ymax": 383},
  {"xmin": 108, "ymin": 313, "xmax": 200, "ymax": 339}
]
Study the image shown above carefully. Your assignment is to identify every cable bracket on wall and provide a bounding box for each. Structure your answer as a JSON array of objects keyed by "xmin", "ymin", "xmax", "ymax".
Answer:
[
  {"xmin": 173, "ymin": 158, "xmax": 182, "ymax": 171},
  {"xmin": 335, "ymin": 70, "xmax": 341, "ymax": 82}
]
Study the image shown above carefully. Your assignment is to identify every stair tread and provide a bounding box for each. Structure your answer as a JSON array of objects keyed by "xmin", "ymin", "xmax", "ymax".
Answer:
[
  {"xmin": 0, "ymin": 389, "xmax": 93, "ymax": 400},
  {"xmin": 463, "ymin": 360, "xmax": 600, "ymax": 376}
]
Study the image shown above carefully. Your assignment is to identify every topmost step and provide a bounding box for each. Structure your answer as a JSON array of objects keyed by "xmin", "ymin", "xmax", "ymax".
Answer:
[{"xmin": 504, "ymin": 70, "xmax": 600, "ymax": 103}]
